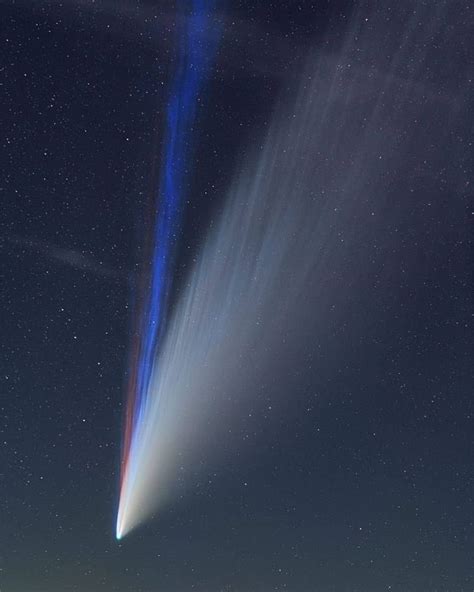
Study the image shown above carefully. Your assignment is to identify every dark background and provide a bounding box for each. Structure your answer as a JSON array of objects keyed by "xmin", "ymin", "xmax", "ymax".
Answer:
[{"xmin": 0, "ymin": 1, "xmax": 472, "ymax": 591}]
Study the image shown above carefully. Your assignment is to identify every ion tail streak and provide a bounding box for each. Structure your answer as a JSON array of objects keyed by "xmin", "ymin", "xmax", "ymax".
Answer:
[{"xmin": 117, "ymin": 0, "xmax": 221, "ymax": 540}]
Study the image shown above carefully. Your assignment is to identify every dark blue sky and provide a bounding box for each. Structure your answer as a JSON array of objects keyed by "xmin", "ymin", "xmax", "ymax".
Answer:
[{"xmin": 0, "ymin": 1, "xmax": 472, "ymax": 591}]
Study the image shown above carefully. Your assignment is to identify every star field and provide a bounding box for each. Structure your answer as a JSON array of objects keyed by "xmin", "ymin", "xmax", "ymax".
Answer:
[{"xmin": 0, "ymin": 1, "xmax": 472, "ymax": 591}]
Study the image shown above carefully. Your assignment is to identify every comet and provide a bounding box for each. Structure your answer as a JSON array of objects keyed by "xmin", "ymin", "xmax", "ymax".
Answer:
[{"xmin": 116, "ymin": 2, "xmax": 449, "ymax": 540}]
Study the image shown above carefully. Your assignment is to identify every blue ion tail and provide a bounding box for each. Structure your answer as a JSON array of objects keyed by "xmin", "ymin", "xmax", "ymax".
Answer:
[{"xmin": 116, "ymin": 0, "xmax": 221, "ymax": 540}]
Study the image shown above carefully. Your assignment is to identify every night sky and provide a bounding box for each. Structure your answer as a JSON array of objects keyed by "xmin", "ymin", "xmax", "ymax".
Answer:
[{"xmin": 1, "ymin": 1, "xmax": 472, "ymax": 591}]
